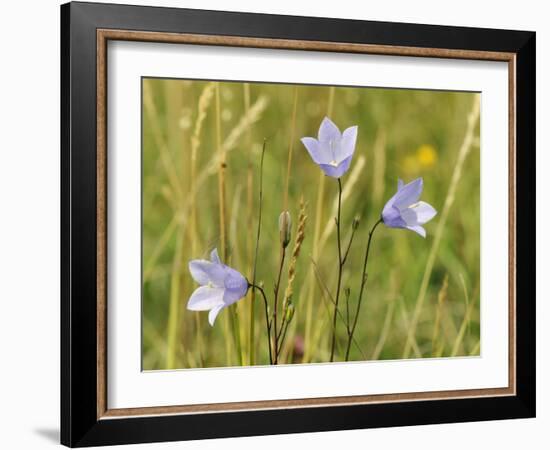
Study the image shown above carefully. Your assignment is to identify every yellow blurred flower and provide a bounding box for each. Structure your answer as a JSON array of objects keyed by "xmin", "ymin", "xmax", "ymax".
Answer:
[
  {"xmin": 400, "ymin": 144, "xmax": 438, "ymax": 176},
  {"xmin": 416, "ymin": 144, "xmax": 437, "ymax": 168}
]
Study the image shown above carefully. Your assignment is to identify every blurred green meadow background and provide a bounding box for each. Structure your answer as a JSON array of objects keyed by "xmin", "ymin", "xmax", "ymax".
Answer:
[{"xmin": 142, "ymin": 77, "xmax": 480, "ymax": 370}]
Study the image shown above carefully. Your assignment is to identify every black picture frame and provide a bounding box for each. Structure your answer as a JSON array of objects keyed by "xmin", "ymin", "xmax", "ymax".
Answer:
[{"xmin": 61, "ymin": 1, "xmax": 535, "ymax": 447}]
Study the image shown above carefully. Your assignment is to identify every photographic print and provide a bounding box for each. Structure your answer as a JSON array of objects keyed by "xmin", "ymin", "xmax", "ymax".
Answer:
[
  {"xmin": 141, "ymin": 78, "xmax": 481, "ymax": 370},
  {"xmin": 62, "ymin": 5, "xmax": 535, "ymax": 445}
]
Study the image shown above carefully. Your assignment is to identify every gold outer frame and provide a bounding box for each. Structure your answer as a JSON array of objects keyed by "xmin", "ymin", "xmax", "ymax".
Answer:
[{"xmin": 96, "ymin": 29, "xmax": 516, "ymax": 420}]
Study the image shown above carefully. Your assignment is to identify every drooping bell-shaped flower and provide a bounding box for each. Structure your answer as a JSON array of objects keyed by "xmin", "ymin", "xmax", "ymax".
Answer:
[
  {"xmin": 187, "ymin": 248, "xmax": 248, "ymax": 326},
  {"xmin": 381, "ymin": 178, "xmax": 437, "ymax": 238},
  {"xmin": 301, "ymin": 117, "xmax": 358, "ymax": 178}
]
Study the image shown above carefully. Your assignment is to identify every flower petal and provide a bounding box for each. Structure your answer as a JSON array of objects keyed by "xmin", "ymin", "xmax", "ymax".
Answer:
[
  {"xmin": 412, "ymin": 201, "xmax": 437, "ymax": 224},
  {"xmin": 400, "ymin": 200, "xmax": 437, "ymax": 227},
  {"xmin": 210, "ymin": 248, "xmax": 221, "ymax": 264},
  {"xmin": 382, "ymin": 205, "xmax": 407, "ymax": 228},
  {"xmin": 208, "ymin": 304, "xmax": 225, "ymax": 326},
  {"xmin": 406, "ymin": 224, "xmax": 427, "ymax": 238},
  {"xmin": 318, "ymin": 155, "xmax": 353, "ymax": 178},
  {"xmin": 187, "ymin": 286, "xmax": 225, "ymax": 311},
  {"xmin": 223, "ymin": 287, "xmax": 247, "ymax": 305},
  {"xmin": 318, "ymin": 117, "xmax": 341, "ymax": 143},
  {"xmin": 399, "ymin": 207, "xmax": 419, "ymax": 227},
  {"xmin": 382, "ymin": 191, "xmax": 397, "ymax": 213},
  {"xmin": 223, "ymin": 269, "xmax": 248, "ymax": 305},
  {"xmin": 223, "ymin": 267, "xmax": 248, "ymax": 305},
  {"xmin": 394, "ymin": 178, "xmax": 423, "ymax": 210},
  {"xmin": 301, "ymin": 137, "xmax": 330, "ymax": 165},
  {"xmin": 382, "ymin": 179, "xmax": 405, "ymax": 214},
  {"xmin": 340, "ymin": 126, "xmax": 358, "ymax": 160},
  {"xmin": 188, "ymin": 260, "xmax": 226, "ymax": 286},
  {"xmin": 319, "ymin": 139, "xmax": 342, "ymax": 164},
  {"xmin": 188, "ymin": 260, "xmax": 212, "ymax": 285}
]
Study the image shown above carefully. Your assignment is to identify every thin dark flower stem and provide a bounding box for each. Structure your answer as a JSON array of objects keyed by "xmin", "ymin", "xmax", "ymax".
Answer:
[
  {"xmin": 276, "ymin": 310, "xmax": 285, "ymax": 343},
  {"xmin": 252, "ymin": 140, "xmax": 266, "ymax": 290},
  {"xmin": 272, "ymin": 246, "xmax": 287, "ymax": 364},
  {"xmin": 249, "ymin": 283, "xmax": 273, "ymax": 365},
  {"xmin": 344, "ymin": 218, "xmax": 382, "ymax": 361},
  {"xmin": 310, "ymin": 257, "xmax": 348, "ymax": 333},
  {"xmin": 342, "ymin": 223, "xmax": 358, "ymax": 266},
  {"xmin": 275, "ymin": 300, "xmax": 287, "ymax": 345},
  {"xmin": 275, "ymin": 252, "xmax": 290, "ymax": 345},
  {"xmin": 277, "ymin": 318, "xmax": 291, "ymax": 360},
  {"xmin": 345, "ymin": 289, "xmax": 351, "ymax": 331},
  {"xmin": 311, "ymin": 257, "xmax": 366, "ymax": 359},
  {"xmin": 251, "ymin": 140, "xmax": 272, "ymax": 364},
  {"xmin": 329, "ymin": 178, "xmax": 344, "ymax": 362}
]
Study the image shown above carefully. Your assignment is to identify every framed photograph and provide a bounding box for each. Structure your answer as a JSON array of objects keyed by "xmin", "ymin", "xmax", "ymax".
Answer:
[{"xmin": 61, "ymin": 1, "xmax": 535, "ymax": 447}]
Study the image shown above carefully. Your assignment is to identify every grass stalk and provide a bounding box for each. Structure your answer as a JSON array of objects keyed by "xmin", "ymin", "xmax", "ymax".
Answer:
[
  {"xmin": 398, "ymin": 297, "xmax": 422, "ymax": 358},
  {"xmin": 370, "ymin": 299, "xmax": 396, "ymax": 360},
  {"xmin": 143, "ymin": 215, "xmax": 177, "ymax": 282},
  {"xmin": 431, "ymin": 274, "xmax": 449, "ymax": 357},
  {"xmin": 451, "ymin": 294, "xmax": 478, "ymax": 357},
  {"xmin": 216, "ymin": 82, "xmax": 228, "ymax": 261},
  {"xmin": 229, "ymin": 184, "xmax": 248, "ymax": 364},
  {"xmin": 251, "ymin": 141, "xmax": 271, "ymax": 363},
  {"xmin": 469, "ymin": 340, "xmax": 481, "ymax": 356},
  {"xmin": 402, "ymin": 95, "xmax": 480, "ymax": 358},
  {"xmin": 142, "ymin": 82, "xmax": 184, "ymax": 201},
  {"xmin": 243, "ymin": 83, "xmax": 257, "ymax": 365},
  {"xmin": 143, "ymin": 316, "xmax": 167, "ymax": 369},
  {"xmin": 278, "ymin": 199, "xmax": 307, "ymax": 363},
  {"xmin": 165, "ymin": 225, "xmax": 185, "ymax": 369},
  {"xmin": 458, "ymin": 273, "xmax": 471, "ymax": 348},
  {"xmin": 190, "ymin": 83, "xmax": 215, "ymax": 366},
  {"xmin": 215, "ymin": 83, "xmax": 236, "ymax": 365},
  {"xmin": 271, "ymin": 87, "xmax": 298, "ymax": 364},
  {"xmin": 190, "ymin": 83, "xmax": 216, "ymax": 255},
  {"xmin": 371, "ymin": 129, "xmax": 386, "ymax": 207},
  {"xmin": 303, "ymin": 86, "xmax": 335, "ymax": 362},
  {"xmin": 283, "ymin": 86, "xmax": 299, "ymax": 211}
]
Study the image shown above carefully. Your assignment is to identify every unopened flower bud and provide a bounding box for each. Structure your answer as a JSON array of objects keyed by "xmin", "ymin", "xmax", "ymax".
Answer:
[
  {"xmin": 285, "ymin": 303, "xmax": 295, "ymax": 322},
  {"xmin": 278, "ymin": 211, "xmax": 292, "ymax": 248},
  {"xmin": 352, "ymin": 215, "xmax": 360, "ymax": 230},
  {"xmin": 283, "ymin": 294, "xmax": 292, "ymax": 310}
]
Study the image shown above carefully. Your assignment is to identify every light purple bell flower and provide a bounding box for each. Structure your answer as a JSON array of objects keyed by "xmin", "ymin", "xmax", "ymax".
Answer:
[
  {"xmin": 187, "ymin": 248, "xmax": 249, "ymax": 326},
  {"xmin": 381, "ymin": 178, "xmax": 437, "ymax": 238},
  {"xmin": 301, "ymin": 117, "xmax": 358, "ymax": 178}
]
